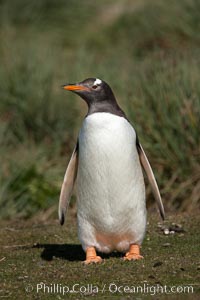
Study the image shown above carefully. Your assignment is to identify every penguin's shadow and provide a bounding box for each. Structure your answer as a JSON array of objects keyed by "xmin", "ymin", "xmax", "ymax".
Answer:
[{"xmin": 33, "ymin": 243, "xmax": 123, "ymax": 262}]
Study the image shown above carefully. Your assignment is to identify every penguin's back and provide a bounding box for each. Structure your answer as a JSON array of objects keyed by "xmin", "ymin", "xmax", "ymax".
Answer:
[{"xmin": 77, "ymin": 112, "xmax": 146, "ymax": 252}]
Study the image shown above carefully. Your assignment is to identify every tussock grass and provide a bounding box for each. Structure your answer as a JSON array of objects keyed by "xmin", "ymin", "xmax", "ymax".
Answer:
[{"xmin": 0, "ymin": 0, "xmax": 199, "ymax": 218}]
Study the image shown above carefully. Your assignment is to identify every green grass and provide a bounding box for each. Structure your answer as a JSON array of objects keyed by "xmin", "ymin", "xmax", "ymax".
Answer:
[
  {"xmin": 0, "ymin": 0, "xmax": 200, "ymax": 218},
  {"xmin": 0, "ymin": 213, "xmax": 200, "ymax": 299}
]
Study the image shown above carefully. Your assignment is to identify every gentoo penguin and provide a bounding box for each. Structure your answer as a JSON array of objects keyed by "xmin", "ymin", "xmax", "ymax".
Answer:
[{"xmin": 59, "ymin": 78, "xmax": 165, "ymax": 264}]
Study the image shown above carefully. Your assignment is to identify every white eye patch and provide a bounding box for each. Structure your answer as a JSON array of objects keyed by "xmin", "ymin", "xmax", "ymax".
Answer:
[{"xmin": 94, "ymin": 78, "xmax": 102, "ymax": 86}]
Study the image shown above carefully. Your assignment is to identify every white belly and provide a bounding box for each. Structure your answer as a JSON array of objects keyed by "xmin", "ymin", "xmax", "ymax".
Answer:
[{"xmin": 77, "ymin": 113, "xmax": 146, "ymax": 253}]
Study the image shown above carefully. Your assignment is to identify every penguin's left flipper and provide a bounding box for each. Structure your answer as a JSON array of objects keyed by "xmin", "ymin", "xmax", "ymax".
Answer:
[
  {"xmin": 137, "ymin": 142, "xmax": 165, "ymax": 220},
  {"xmin": 58, "ymin": 143, "xmax": 79, "ymax": 225}
]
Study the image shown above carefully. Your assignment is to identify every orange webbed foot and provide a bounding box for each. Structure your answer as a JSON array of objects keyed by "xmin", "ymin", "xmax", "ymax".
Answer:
[
  {"xmin": 84, "ymin": 256, "xmax": 102, "ymax": 264},
  {"xmin": 84, "ymin": 247, "xmax": 102, "ymax": 265},
  {"xmin": 124, "ymin": 244, "xmax": 143, "ymax": 261}
]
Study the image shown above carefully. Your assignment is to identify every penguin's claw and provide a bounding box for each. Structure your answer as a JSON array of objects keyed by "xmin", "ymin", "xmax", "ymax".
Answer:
[
  {"xmin": 84, "ymin": 246, "xmax": 102, "ymax": 265},
  {"xmin": 124, "ymin": 253, "xmax": 143, "ymax": 260},
  {"xmin": 84, "ymin": 256, "xmax": 102, "ymax": 264},
  {"xmin": 123, "ymin": 244, "xmax": 143, "ymax": 261}
]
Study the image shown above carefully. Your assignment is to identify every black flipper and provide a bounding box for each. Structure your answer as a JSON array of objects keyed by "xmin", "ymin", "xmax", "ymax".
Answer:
[
  {"xmin": 58, "ymin": 143, "xmax": 79, "ymax": 225},
  {"xmin": 136, "ymin": 140, "xmax": 165, "ymax": 220}
]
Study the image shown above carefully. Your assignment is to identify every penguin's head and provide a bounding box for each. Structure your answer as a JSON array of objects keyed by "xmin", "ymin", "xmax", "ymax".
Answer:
[{"xmin": 62, "ymin": 78, "xmax": 116, "ymax": 105}]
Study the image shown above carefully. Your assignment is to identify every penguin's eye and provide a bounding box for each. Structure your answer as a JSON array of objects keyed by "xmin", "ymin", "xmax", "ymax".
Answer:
[{"xmin": 92, "ymin": 85, "xmax": 98, "ymax": 89}]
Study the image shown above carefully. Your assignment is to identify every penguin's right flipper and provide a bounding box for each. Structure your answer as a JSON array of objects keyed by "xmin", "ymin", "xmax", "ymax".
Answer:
[
  {"xmin": 58, "ymin": 143, "xmax": 79, "ymax": 225},
  {"xmin": 136, "ymin": 142, "xmax": 165, "ymax": 220}
]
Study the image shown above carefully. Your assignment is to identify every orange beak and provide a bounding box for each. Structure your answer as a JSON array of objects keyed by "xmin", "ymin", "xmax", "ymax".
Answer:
[{"xmin": 62, "ymin": 85, "xmax": 89, "ymax": 91}]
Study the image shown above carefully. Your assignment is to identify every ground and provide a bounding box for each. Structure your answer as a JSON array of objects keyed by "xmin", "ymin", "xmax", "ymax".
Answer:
[{"xmin": 0, "ymin": 212, "xmax": 200, "ymax": 300}]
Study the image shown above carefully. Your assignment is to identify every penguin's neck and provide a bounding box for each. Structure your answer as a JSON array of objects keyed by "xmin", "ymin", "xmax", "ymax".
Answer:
[{"xmin": 87, "ymin": 98, "xmax": 126, "ymax": 118}]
